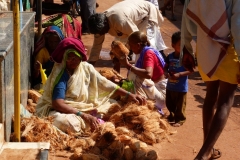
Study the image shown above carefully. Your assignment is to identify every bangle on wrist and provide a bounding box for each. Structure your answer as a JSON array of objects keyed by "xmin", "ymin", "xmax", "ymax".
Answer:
[{"xmin": 76, "ymin": 111, "xmax": 82, "ymax": 116}]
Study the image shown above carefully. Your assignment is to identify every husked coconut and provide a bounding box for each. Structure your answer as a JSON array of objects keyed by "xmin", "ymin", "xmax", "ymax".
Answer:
[
  {"xmin": 99, "ymin": 68, "xmax": 124, "ymax": 80},
  {"xmin": 146, "ymin": 100, "xmax": 156, "ymax": 110},
  {"xmin": 115, "ymin": 127, "xmax": 131, "ymax": 135},
  {"xmin": 110, "ymin": 41, "xmax": 129, "ymax": 60},
  {"xmin": 122, "ymin": 107, "xmax": 141, "ymax": 117},
  {"xmin": 143, "ymin": 121, "xmax": 160, "ymax": 131},
  {"xmin": 103, "ymin": 103, "xmax": 122, "ymax": 121},
  {"xmin": 108, "ymin": 140, "xmax": 125, "ymax": 158},
  {"xmin": 28, "ymin": 89, "xmax": 42, "ymax": 103},
  {"xmin": 129, "ymin": 139, "xmax": 140, "ymax": 152},
  {"xmin": 89, "ymin": 146, "xmax": 101, "ymax": 155},
  {"xmin": 102, "ymin": 149, "xmax": 110, "ymax": 159},
  {"xmin": 135, "ymin": 147, "xmax": 148, "ymax": 160},
  {"xmin": 139, "ymin": 131, "xmax": 156, "ymax": 144},
  {"xmin": 67, "ymin": 139, "xmax": 87, "ymax": 151},
  {"xmin": 96, "ymin": 131, "xmax": 117, "ymax": 148},
  {"xmin": 146, "ymin": 149, "xmax": 158, "ymax": 160},
  {"xmin": 99, "ymin": 122, "xmax": 116, "ymax": 135},
  {"xmin": 81, "ymin": 153, "xmax": 100, "ymax": 160},
  {"xmin": 124, "ymin": 146, "xmax": 134, "ymax": 160},
  {"xmin": 118, "ymin": 135, "xmax": 132, "ymax": 144},
  {"xmin": 109, "ymin": 112, "xmax": 123, "ymax": 123},
  {"xmin": 72, "ymin": 147, "xmax": 82, "ymax": 159}
]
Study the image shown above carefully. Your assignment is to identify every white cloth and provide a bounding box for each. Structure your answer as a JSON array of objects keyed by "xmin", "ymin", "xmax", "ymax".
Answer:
[
  {"xmin": 181, "ymin": 0, "xmax": 240, "ymax": 77},
  {"xmin": 35, "ymin": 61, "xmax": 119, "ymax": 133},
  {"xmin": 89, "ymin": 0, "xmax": 166, "ymax": 61},
  {"xmin": 36, "ymin": 62, "xmax": 118, "ymax": 117},
  {"xmin": 128, "ymin": 71, "xmax": 167, "ymax": 109}
]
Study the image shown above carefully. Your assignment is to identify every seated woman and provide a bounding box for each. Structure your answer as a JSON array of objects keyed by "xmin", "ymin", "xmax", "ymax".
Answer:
[
  {"xmin": 42, "ymin": 14, "xmax": 82, "ymax": 39},
  {"xmin": 119, "ymin": 31, "xmax": 167, "ymax": 115},
  {"xmin": 32, "ymin": 25, "xmax": 64, "ymax": 89},
  {"xmin": 35, "ymin": 37, "xmax": 146, "ymax": 134}
]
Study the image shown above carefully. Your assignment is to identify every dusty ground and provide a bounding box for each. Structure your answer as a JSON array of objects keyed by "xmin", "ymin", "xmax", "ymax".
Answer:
[
  {"xmin": 2, "ymin": 0, "xmax": 239, "ymax": 159},
  {"xmin": 48, "ymin": 0, "xmax": 240, "ymax": 159}
]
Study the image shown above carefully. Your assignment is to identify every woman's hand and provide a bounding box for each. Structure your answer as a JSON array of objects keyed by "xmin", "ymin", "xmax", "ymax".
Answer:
[
  {"xmin": 81, "ymin": 113, "xmax": 100, "ymax": 131},
  {"xmin": 128, "ymin": 93, "xmax": 147, "ymax": 105},
  {"xmin": 118, "ymin": 55, "xmax": 129, "ymax": 67},
  {"xmin": 170, "ymin": 72, "xmax": 181, "ymax": 80}
]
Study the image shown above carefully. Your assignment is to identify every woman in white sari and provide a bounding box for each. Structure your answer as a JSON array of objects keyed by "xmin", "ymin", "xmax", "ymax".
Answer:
[{"xmin": 35, "ymin": 37, "xmax": 146, "ymax": 134}]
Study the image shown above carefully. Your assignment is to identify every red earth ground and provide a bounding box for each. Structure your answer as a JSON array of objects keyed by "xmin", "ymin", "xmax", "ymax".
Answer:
[
  {"xmin": 47, "ymin": 0, "xmax": 240, "ymax": 159},
  {"xmin": 2, "ymin": 0, "xmax": 239, "ymax": 159}
]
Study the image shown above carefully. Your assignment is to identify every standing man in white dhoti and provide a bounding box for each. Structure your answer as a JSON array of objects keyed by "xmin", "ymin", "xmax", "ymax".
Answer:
[
  {"xmin": 87, "ymin": 0, "xmax": 167, "ymax": 72},
  {"xmin": 181, "ymin": 0, "xmax": 240, "ymax": 159}
]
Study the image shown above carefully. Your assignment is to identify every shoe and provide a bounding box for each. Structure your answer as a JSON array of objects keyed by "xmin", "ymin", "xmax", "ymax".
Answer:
[{"xmin": 210, "ymin": 148, "xmax": 221, "ymax": 160}]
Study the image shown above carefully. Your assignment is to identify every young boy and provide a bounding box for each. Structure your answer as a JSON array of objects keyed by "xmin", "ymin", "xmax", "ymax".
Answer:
[{"xmin": 164, "ymin": 31, "xmax": 192, "ymax": 127}]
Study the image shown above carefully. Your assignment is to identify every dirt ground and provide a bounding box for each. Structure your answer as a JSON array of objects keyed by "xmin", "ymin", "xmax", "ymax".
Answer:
[
  {"xmin": 46, "ymin": 0, "xmax": 240, "ymax": 159},
  {"xmin": 3, "ymin": 0, "xmax": 239, "ymax": 159}
]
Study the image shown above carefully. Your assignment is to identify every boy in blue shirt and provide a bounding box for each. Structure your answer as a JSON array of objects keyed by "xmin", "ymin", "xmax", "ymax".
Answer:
[{"xmin": 164, "ymin": 31, "xmax": 192, "ymax": 127}]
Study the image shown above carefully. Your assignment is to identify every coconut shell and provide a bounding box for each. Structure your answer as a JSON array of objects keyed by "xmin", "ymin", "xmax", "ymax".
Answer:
[
  {"xmin": 118, "ymin": 135, "xmax": 132, "ymax": 144},
  {"xmin": 25, "ymin": 100, "xmax": 36, "ymax": 113},
  {"xmin": 159, "ymin": 118, "xmax": 169, "ymax": 130},
  {"xmin": 129, "ymin": 139, "xmax": 141, "ymax": 152},
  {"xmin": 72, "ymin": 147, "xmax": 82, "ymax": 159},
  {"xmin": 28, "ymin": 89, "xmax": 42, "ymax": 103},
  {"xmin": 140, "ymin": 131, "xmax": 156, "ymax": 144},
  {"xmin": 96, "ymin": 131, "xmax": 117, "ymax": 148},
  {"xmin": 115, "ymin": 127, "xmax": 131, "ymax": 135},
  {"xmin": 103, "ymin": 103, "xmax": 122, "ymax": 121},
  {"xmin": 99, "ymin": 122, "xmax": 116, "ymax": 135},
  {"xmin": 110, "ymin": 41, "xmax": 129, "ymax": 60},
  {"xmin": 124, "ymin": 146, "xmax": 134, "ymax": 160},
  {"xmin": 81, "ymin": 153, "xmax": 100, "ymax": 160},
  {"xmin": 89, "ymin": 146, "xmax": 101, "ymax": 155},
  {"xmin": 108, "ymin": 140, "xmax": 124, "ymax": 158},
  {"xmin": 146, "ymin": 150, "xmax": 158, "ymax": 160},
  {"xmin": 122, "ymin": 107, "xmax": 141, "ymax": 117},
  {"xmin": 109, "ymin": 112, "xmax": 123, "ymax": 123},
  {"xmin": 99, "ymin": 68, "xmax": 117, "ymax": 80},
  {"xmin": 146, "ymin": 100, "xmax": 156, "ymax": 110},
  {"xmin": 135, "ymin": 147, "xmax": 148, "ymax": 160},
  {"xmin": 102, "ymin": 149, "xmax": 110, "ymax": 159},
  {"xmin": 143, "ymin": 121, "xmax": 160, "ymax": 131},
  {"xmin": 130, "ymin": 116, "xmax": 143, "ymax": 124},
  {"xmin": 67, "ymin": 139, "xmax": 87, "ymax": 151}
]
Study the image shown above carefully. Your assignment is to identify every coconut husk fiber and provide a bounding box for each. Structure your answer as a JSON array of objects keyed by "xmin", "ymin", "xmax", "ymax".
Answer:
[
  {"xmin": 108, "ymin": 100, "xmax": 172, "ymax": 145},
  {"xmin": 19, "ymin": 98, "xmax": 174, "ymax": 160},
  {"xmin": 98, "ymin": 67, "xmax": 124, "ymax": 82},
  {"xmin": 17, "ymin": 116, "xmax": 96, "ymax": 151}
]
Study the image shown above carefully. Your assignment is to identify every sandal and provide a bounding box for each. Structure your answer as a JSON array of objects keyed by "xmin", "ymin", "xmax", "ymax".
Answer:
[
  {"xmin": 166, "ymin": 115, "xmax": 175, "ymax": 124},
  {"xmin": 172, "ymin": 122, "xmax": 183, "ymax": 127},
  {"xmin": 210, "ymin": 148, "xmax": 222, "ymax": 159}
]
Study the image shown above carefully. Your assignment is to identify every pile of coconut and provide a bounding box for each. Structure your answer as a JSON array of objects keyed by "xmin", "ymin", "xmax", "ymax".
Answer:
[{"xmin": 18, "ymin": 90, "xmax": 175, "ymax": 160}]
